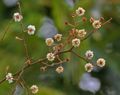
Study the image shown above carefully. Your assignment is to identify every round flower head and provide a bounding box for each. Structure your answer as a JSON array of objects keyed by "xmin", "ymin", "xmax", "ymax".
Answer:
[
  {"xmin": 30, "ymin": 85, "xmax": 39, "ymax": 94},
  {"xmin": 85, "ymin": 63, "xmax": 94, "ymax": 72},
  {"xmin": 13, "ymin": 12, "xmax": 23, "ymax": 22},
  {"xmin": 27, "ymin": 25, "xmax": 36, "ymax": 35},
  {"xmin": 76, "ymin": 7, "xmax": 85, "ymax": 16},
  {"xmin": 47, "ymin": 53, "xmax": 55, "ymax": 61},
  {"xmin": 54, "ymin": 34, "xmax": 62, "ymax": 41},
  {"xmin": 77, "ymin": 29, "xmax": 87, "ymax": 38},
  {"xmin": 45, "ymin": 38, "xmax": 54, "ymax": 46},
  {"xmin": 56, "ymin": 66, "xmax": 64, "ymax": 74},
  {"xmin": 92, "ymin": 20, "xmax": 101, "ymax": 29},
  {"xmin": 72, "ymin": 38, "xmax": 80, "ymax": 47},
  {"xmin": 85, "ymin": 50, "xmax": 94, "ymax": 60},
  {"xmin": 96, "ymin": 58, "xmax": 106, "ymax": 67},
  {"xmin": 6, "ymin": 73, "xmax": 14, "ymax": 83}
]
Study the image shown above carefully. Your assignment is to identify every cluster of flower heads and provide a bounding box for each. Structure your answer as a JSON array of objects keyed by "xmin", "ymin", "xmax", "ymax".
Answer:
[
  {"xmin": 45, "ymin": 7, "xmax": 106, "ymax": 73},
  {"xmin": 4, "ymin": 6, "xmax": 108, "ymax": 94},
  {"xmin": 85, "ymin": 50, "xmax": 106, "ymax": 72},
  {"xmin": 75, "ymin": 7, "xmax": 102, "ymax": 29},
  {"xmin": 75, "ymin": 7, "xmax": 105, "ymax": 72}
]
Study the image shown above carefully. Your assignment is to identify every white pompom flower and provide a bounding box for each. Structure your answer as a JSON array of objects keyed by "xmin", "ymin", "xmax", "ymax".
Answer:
[
  {"xmin": 27, "ymin": 25, "xmax": 36, "ymax": 35},
  {"xmin": 6, "ymin": 73, "xmax": 14, "ymax": 83},
  {"xmin": 30, "ymin": 85, "xmax": 39, "ymax": 94},
  {"xmin": 56, "ymin": 66, "xmax": 64, "ymax": 74},
  {"xmin": 96, "ymin": 58, "xmax": 106, "ymax": 67},
  {"xmin": 85, "ymin": 50, "xmax": 94, "ymax": 60},
  {"xmin": 45, "ymin": 38, "xmax": 54, "ymax": 46},
  {"xmin": 54, "ymin": 34, "xmax": 62, "ymax": 41},
  {"xmin": 46, "ymin": 53, "xmax": 55, "ymax": 61},
  {"xmin": 13, "ymin": 12, "xmax": 23, "ymax": 22},
  {"xmin": 92, "ymin": 20, "xmax": 101, "ymax": 29},
  {"xmin": 76, "ymin": 7, "xmax": 85, "ymax": 16},
  {"xmin": 72, "ymin": 38, "xmax": 80, "ymax": 47},
  {"xmin": 77, "ymin": 29, "xmax": 87, "ymax": 38},
  {"xmin": 85, "ymin": 63, "xmax": 94, "ymax": 72}
]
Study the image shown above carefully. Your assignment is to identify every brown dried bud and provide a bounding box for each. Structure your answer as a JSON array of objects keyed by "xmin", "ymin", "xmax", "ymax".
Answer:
[
  {"xmin": 65, "ymin": 58, "xmax": 70, "ymax": 62},
  {"xmin": 70, "ymin": 28, "xmax": 77, "ymax": 36},
  {"xmin": 53, "ymin": 43, "xmax": 64, "ymax": 52},
  {"xmin": 82, "ymin": 17, "xmax": 87, "ymax": 22},
  {"xmin": 64, "ymin": 21, "xmax": 68, "ymax": 25},
  {"xmin": 58, "ymin": 43, "xmax": 64, "ymax": 49},
  {"xmin": 90, "ymin": 17, "xmax": 95, "ymax": 23}
]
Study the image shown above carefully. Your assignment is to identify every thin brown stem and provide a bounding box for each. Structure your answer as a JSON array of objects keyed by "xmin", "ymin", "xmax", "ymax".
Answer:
[
  {"xmin": 102, "ymin": 18, "xmax": 112, "ymax": 26},
  {"xmin": 0, "ymin": 19, "xmax": 13, "ymax": 41},
  {"xmin": 71, "ymin": 50, "xmax": 89, "ymax": 63},
  {"xmin": 0, "ymin": 58, "xmax": 46, "ymax": 85},
  {"xmin": 18, "ymin": 2, "xmax": 29, "ymax": 59}
]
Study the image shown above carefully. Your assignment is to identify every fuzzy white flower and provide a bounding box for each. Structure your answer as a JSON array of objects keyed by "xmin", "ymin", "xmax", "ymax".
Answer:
[
  {"xmin": 45, "ymin": 38, "xmax": 54, "ymax": 46},
  {"xmin": 13, "ymin": 12, "xmax": 23, "ymax": 22},
  {"xmin": 76, "ymin": 7, "xmax": 85, "ymax": 16},
  {"xmin": 85, "ymin": 50, "xmax": 94, "ymax": 60},
  {"xmin": 30, "ymin": 85, "xmax": 39, "ymax": 94},
  {"xmin": 85, "ymin": 63, "xmax": 94, "ymax": 72},
  {"xmin": 72, "ymin": 38, "xmax": 80, "ymax": 47},
  {"xmin": 96, "ymin": 58, "xmax": 106, "ymax": 67},
  {"xmin": 47, "ymin": 53, "xmax": 55, "ymax": 61},
  {"xmin": 92, "ymin": 20, "xmax": 101, "ymax": 29},
  {"xmin": 56, "ymin": 66, "xmax": 64, "ymax": 74},
  {"xmin": 6, "ymin": 73, "xmax": 14, "ymax": 83},
  {"xmin": 77, "ymin": 29, "xmax": 87, "ymax": 38},
  {"xmin": 27, "ymin": 25, "xmax": 36, "ymax": 35},
  {"xmin": 54, "ymin": 34, "xmax": 62, "ymax": 41}
]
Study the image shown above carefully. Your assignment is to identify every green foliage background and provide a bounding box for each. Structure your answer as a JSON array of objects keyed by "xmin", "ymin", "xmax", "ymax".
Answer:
[{"xmin": 0, "ymin": 0, "xmax": 120, "ymax": 95}]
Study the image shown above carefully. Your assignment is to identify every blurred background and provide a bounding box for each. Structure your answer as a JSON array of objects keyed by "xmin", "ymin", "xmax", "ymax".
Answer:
[{"xmin": 0, "ymin": 0, "xmax": 120, "ymax": 95}]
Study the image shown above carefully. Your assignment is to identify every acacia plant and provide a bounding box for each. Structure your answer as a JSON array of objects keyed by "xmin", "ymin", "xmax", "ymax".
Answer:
[{"xmin": 0, "ymin": 2, "xmax": 112, "ymax": 94}]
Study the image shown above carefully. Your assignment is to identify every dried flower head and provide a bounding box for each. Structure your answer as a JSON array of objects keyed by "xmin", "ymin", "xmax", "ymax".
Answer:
[
  {"xmin": 30, "ymin": 85, "xmax": 39, "ymax": 94},
  {"xmin": 96, "ymin": 58, "xmax": 106, "ymax": 67},
  {"xmin": 6, "ymin": 73, "xmax": 14, "ymax": 83},
  {"xmin": 54, "ymin": 34, "xmax": 62, "ymax": 41},
  {"xmin": 56, "ymin": 66, "xmax": 64, "ymax": 74},
  {"xmin": 72, "ymin": 38, "xmax": 80, "ymax": 47},
  {"xmin": 13, "ymin": 12, "xmax": 23, "ymax": 22},
  {"xmin": 53, "ymin": 43, "xmax": 64, "ymax": 52},
  {"xmin": 76, "ymin": 7, "xmax": 85, "ymax": 16},
  {"xmin": 85, "ymin": 50, "xmax": 94, "ymax": 60},
  {"xmin": 85, "ymin": 63, "xmax": 94, "ymax": 72},
  {"xmin": 27, "ymin": 25, "xmax": 36, "ymax": 35},
  {"xmin": 45, "ymin": 38, "xmax": 54, "ymax": 46},
  {"xmin": 77, "ymin": 29, "xmax": 87, "ymax": 38},
  {"xmin": 92, "ymin": 20, "xmax": 101, "ymax": 29},
  {"xmin": 47, "ymin": 53, "xmax": 55, "ymax": 61}
]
